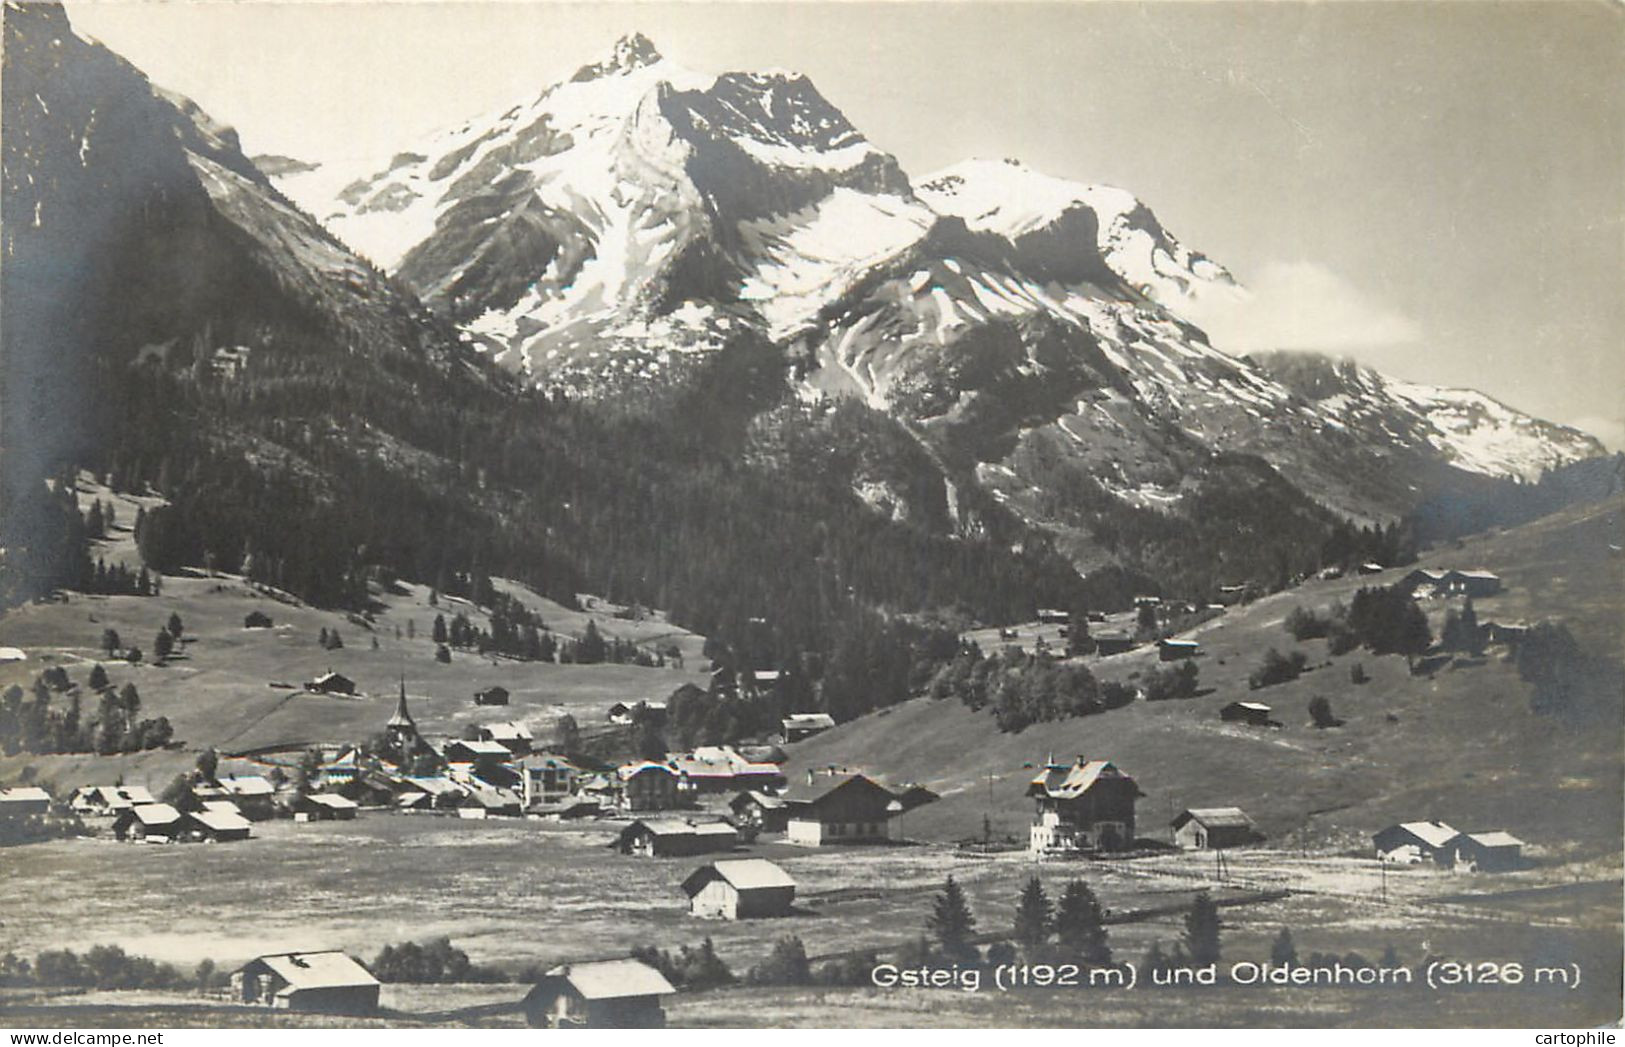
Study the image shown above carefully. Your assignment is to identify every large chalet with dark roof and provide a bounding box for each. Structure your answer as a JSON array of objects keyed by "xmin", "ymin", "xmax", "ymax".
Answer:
[
  {"xmin": 782, "ymin": 771, "xmax": 902, "ymax": 846},
  {"xmin": 1027, "ymin": 757, "xmax": 1142, "ymax": 854}
]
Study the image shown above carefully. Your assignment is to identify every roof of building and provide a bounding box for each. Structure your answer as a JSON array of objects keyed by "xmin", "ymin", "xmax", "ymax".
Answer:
[
  {"xmin": 129, "ymin": 802, "xmax": 183, "ymax": 826},
  {"xmin": 691, "ymin": 821, "xmax": 738, "ymax": 838},
  {"xmin": 402, "ymin": 776, "xmax": 464, "ymax": 796},
  {"xmin": 386, "ymin": 681, "xmax": 416, "ymax": 729},
  {"xmin": 463, "ymin": 787, "xmax": 522, "ymax": 809},
  {"xmin": 1159, "ymin": 638, "xmax": 1201, "ymax": 648},
  {"xmin": 0, "ymin": 786, "xmax": 51, "ymax": 804},
  {"xmin": 78, "ymin": 785, "xmax": 156, "ymax": 806},
  {"xmin": 1093, "ymin": 630, "xmax": 1133, "ymax": 642},
  {"xmin": 1027, "ymin": 759, "xmax": 1139, "ymax": 800},
  {"xmin": 220, "ymin": 776, "xmax": 274, "ymax": 797},
  {"xmin": 781, "ymin": 713, "xmax": 835, "ymax": 730},
  {"xmin": 541, "ymin": 959, "xmax": 676, "ymax": 1001},
  {"xmin": 445, "ymin": 739, "xmax": 513, "ymax": 758},
  {"xmin": 0, "ymin": 646, "xmax": 26, "ymax": 661},
  {"xmin": 1460, "ymin": 830, "xmax": 1524, "ymax": 848},
  {"xmin": 1448, "ymin": 569, "xmax": 1500, "ymax": 580},
  {"xmin": 617, "ymin": 760, "xmax": 677, "ymax": 781},
  {"xmin": 1173, "ymin": 807, "xmax": 1255, "ymax": 830},
  {"xmin": 1381, "ymin": 821, "xmax": 1459, "ymax": 848},
  {"xmin": 202, "ymin": 799, "xmax": 245, "ymax": 816},
  {"xmin": 305, "ymin": 793, "xmax": 359, "ymax": 810},
  {"xmin": 681, "ymin": 858, "xmax": 795, "ymax": 896},
  {"xmin": 480, "ymin": 722, "xmax": 533, "ymax": 741},
  {"xmin": 247, "ymin": 952, "xmax": 378, "ymax": 991},
  {"xmin": 731, "ymin": 790, "xmax": 787, "ymax": 810},
  {"xmin": 1223, "ymin": 701, "xmax": 1273, "ymax": 713},
  {"xmin": 312, "ymin": 671, "xmax": 353, "ymax": 686},
  {"xmin": 781, "ymin": 772, "xmax": 906, "ymax": 811},
  {"xmin": 191, "ymin": 808, "xmax": 252, "ymax": 832}
]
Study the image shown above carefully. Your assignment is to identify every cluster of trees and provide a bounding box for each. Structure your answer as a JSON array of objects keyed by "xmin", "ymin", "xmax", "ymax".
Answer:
[
  {"xmin": 928, "ymin": 647, "xmax": 1133, "ymax": 733},
  {"xmin": 1268, "ymin": 928, "xmax": 1403, "ymax": 973},
  {"xmin": 0, "ymin": 945, "xmax": 219, "ymax": 991},
  {"xmin": 1516, "ymin": 621, "xmax": 1618, "ymax": 723},
  {"xmin": 1140, "ymin": 660, "xmax": 1200, "ymax": 702},
  {"xmin": 1249, "ymin": 648, "xmax": 1309, "ymax": 690},
  {"xmin": 82, "ymin": 558, "xmax": 155, "ymax": 597},
  {"xmin": 369, "ymin": 938, "xmax": 506, "ymax": 984},
  {"xmin": 1284, "ymin": 586, "xmax": 1433, "ymax": 665},
  {"xmin": 0, "ymin": 672, "xmax": 173, "ymax": 756},
  {"xmin": 630, "ymin": 938, "xmax": 734, "ymax": 991},
  {"xmin": 1317, "ymin": 518, "xmax": 1417, "ymax": 573},
  {"xmin": 317, "ymin": 626, "xmax": 345, "ymax": 651}
]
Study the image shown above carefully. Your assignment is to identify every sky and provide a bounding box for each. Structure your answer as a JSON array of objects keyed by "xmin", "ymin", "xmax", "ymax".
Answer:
[{"xmin": 66, "ymin": 0, "xmax": 1625, "ymax": 447}]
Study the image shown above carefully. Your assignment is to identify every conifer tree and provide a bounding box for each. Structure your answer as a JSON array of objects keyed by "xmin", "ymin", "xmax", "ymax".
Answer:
[
  {"xmin": 1182, "ymin": 890, "xmax": 1222, "ymax": 965},
  {"xmin": 928, "ymin": 876, "xmax": 978, "ymax": 963},
  {"xmin": 1270, "ymin": 928, "xmax": 1297, "ymax": 966},
  {"xmin": 1054, "ymin": 878, "xmax": 1111, "ymax": 965},
  {"xmin": 1013, "ymin": 876, "xmax": 1052, "ymax": 949}
]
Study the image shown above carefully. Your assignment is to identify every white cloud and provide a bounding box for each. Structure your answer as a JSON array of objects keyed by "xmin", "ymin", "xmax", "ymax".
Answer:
[{"xmin": 1183, "ymin": 260, "xmax": 1422, "ymax": 355}]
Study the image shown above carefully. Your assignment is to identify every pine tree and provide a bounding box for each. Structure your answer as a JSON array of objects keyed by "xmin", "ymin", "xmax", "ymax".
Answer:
[
  {"xmin": 88, "ymin": 664, "xmax": 109, "ymax": 691},
  {"xmin": 1182, "ymin": 890, "xmax": 1222, "ymax": 964},
  {"xmin": 432, "ymin": 614, "xmax": 447, "ymax": 644},
  {"xmin": 1270, "ymin": 928, "xmax": 1297, "ymax": 966},
  {"xmin": 118, "ymin": 682, "xmax": 140, "ymax": 720},
  {"xmin": 1012, "ymin": 876, "xmax": 1052, "ymax": 949},
  {"xmin": 167, "ymin": 612, "xmax": 184, "ymax": 639},
  {"xmin": 153, "ymin": 630, "xmax": 173, "ymax": 662},
  {"xmin": 927, "ymin": 876, "xmax": 978, "ymax": 963},
  {"xmin": 1054, "ymin": 878, "xmax": 1111, "ymax": 965},
  {"xmin": 100, "ymin": 629, "xmax": 121, "ymax": 657}
]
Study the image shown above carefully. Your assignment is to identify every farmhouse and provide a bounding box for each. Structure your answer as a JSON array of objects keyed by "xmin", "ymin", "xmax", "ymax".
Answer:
[
  {"xmin": 305, "ymin": 670, "xmax": 355, "ymax": 695},
  {"xmin": 0, "ymin": 646, "xmax": 26, "ymax": 662},
  {"xmin": 781, "ymin": 713, "xmax": 836, "ymax": 743},
  {"xmin": 681, "ymin": 858, "xmax": 796, "ymax": 919},
  {"xmin": 520, "ymin": 754, "xmax": 579, "ymax": 803},
  {"xmin": 1220, "ymin": 701, "xmax": 1276, "ymax": 727},
  {"xmin": 617, "ymin": 761, "xmax": 680, "ymax": 811},
  {"xmin": 523, "ymin": 959, "xmax": 675, "ymax": 1028},
  {"xmin": 185, "ymin": 806, "xmax": 252, "ymax": 842},
  {"xmin": 1027, "ymin": 757, "xmax": 1142, "ymax": 855},
  {"xmin": 335, "ymin": 772, "xmax": 397, "ymax": 808},
  {"xmin": 729, "ymin": 790, "xmax": 789, "ymax": 834},
  {"xmin": 1400, "ymin": 568, "xmax": 1449, "ymax": 596},
  {"xmin": 1373, "ymin": 820, "xmax": 1460, "ymax": 864},
  {"xmin": 1036, "ymin": 608, "xmax": 1070, "ymax": 625},
  {"xmin": 394, "ymin": 776, "xmax": 465, "ymax": 809},
  {"xmin": 473, "ymin": 685, "xmax": 510, "ymax": 706},
  {"xmin": 232, "ymin": 952, "xmax": 380, "ymax": 1015},
  {"xmin": 783, "ymin": 772, "xmax": 902, "ymax": 846},
  {"xmin": 476, "ymin": 721, "xmax": 534, "ymax": 756},
  {"xmin": 611, "ymin": 818, "xmax": 738, "ymax": 857},
  {"xmin": 293, "ymin": 793, "xmax": 358, "ymax": 822},
  {"xmin": 1485, "ymin": 621, "xmax": 1530, "ymax": 646},
  {"xmin": 455, "ymin": 787, "xmax": 524, "ymax": 819},
  {"xmin": 112, "ymin": 803, "xmax": 184, "ymax": 842},
  {"xmin": 1133, "ymin": 595, "xmax": 1162, "ymax": 608},
  {"xmin": 0, "ymin": 786, "xmax": 52, "ymax": 818},
  {"xmin": 894, "ymin": 783, "xmax": 941, "ymax": 812},
  {"xmin": 442, "ymin": 738, "xmax": 514, "ymax": 767},
  {"xmin": 1444, "ymin": 569, "xmax": 1502, "ymax": 597},
  {"xmin": 1093, "ymin": 631, "xmax": 1134, "ymax": 656},
  {"xmin": 1158, "ymin": 638, "xmax": 1201, "ymax": 661},
  {"xmin": 1171, "ymin": 807, "xmax": 1258, "ymax": 850},
  {"xmin": 1446, "ymin": 831, "xmax": 1524, "ymax": 872},
  {"xmin": 607, "ymin": 701, "xmax": 666, "ymax": 726},
  {"xmin": 218, "ymin": 776, "xmax": 277, "ymax": 819},
  {"xmin": 69, "ymin": 785, "xmax": 154, "ymax": 815},
  {"xmin": 671, "ymin": 746, "xmax": 786, "ymax": 794}
]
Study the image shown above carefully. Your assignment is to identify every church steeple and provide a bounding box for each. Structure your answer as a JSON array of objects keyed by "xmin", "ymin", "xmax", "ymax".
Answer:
[{"xmin": 387, "ymin": 675, "xmax": 416, "ymax": 731}]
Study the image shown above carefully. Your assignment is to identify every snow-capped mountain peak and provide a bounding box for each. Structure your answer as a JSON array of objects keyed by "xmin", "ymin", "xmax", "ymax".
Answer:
[{"xmin": 570, "ymin": 32, "xmax": 664, "ymax": 82}]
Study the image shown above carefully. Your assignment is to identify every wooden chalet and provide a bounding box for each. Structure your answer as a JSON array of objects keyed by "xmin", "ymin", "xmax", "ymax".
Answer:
[
  {"xmin": 729, "ymin": 790, "xmax": 790, "ymax": 834},
  {"xmin": 1444, "ymin": 569, "xmax": 1502, "ymax": 598},
  {"xmin": 112, "ymin": 802, "xmax": 185, "ymax": 842},
  {"xmin": 305, "ymin": 671, "xmax": 355, "ymax": 695},
  {"xmin": 616, "ymin": 761, "xmax": 680, "ymax": 811},
  {"xmin": 681, "ymin": 858, "xmax": 796, "ymax": 919},
  {"xmin": 1171, "ymin": 807, "xmax": 1258, "ymax": 850},
  {"xmin": 782, "ymin": 772, "xmax": 902, "ymax": 846},
  {"xmin": 1373, "ymin": 820, "xmax": 1460, "ymax": 864},
  {"xmin": 523, "ymin": 959, "xmax": 675, "ymax": 1028},
  {"xmin": 232, "ymin": 952, "xmax": 379, "ymax": 1015},
  {"xmin": 1158, "ymin": 638, "xmax": 1201, "ymax": 661},
  {"xmin": 476, "ymin": 721, "xmax": 534, "ymax": 756},
  {"xmin": 780, "ymin": 712, "xmax": 835, "ymax": 743},
  {"xmin": 610, "ymin": 818, "xmax": 737, "ymax": 857},
  {"xmin": 69, "ymin": 785, "xmax": 154, "ymax": 815},
  {"xmin": 1446, "ymin": 831, "xmax": 1524, "ymax": 872},
  {"xmin": 185, "ymin": 805, "xmax": 252, "ymax": 842},
  {"xmin": 0, "ymin": 786, "xmax": 51, "ymax": 819},
  {"xmin": 292, "ymin": 793, "xmax": 358, "ymax": 822},
  {"xmin": 1093, "ymin": 631, "xmax": 1134, "ymax": 656},
  {"xmin": 455, "ymin": 787, "xmax": 523, "ymax": 819},
  {"xmin": 671, "ymin": 746, "xmax": 785, "ymax": 794},
  {"xmin": 218, "ymin": 776, "xmax": 277, "ymax": 820},
  {"xmin": 1219, "ymin": 701, "xmax": 1277, "ymax": 727},
  {"xmin": 1027, "ymin": 757, "xmax": 1142, "ymax": 854},
  {"xmin": 473, "ymin": 685, "xmax": 510, "ymax": 706}
]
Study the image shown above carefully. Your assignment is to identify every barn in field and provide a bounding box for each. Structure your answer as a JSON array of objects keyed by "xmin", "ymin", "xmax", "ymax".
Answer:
[
  {"xmin": 293, "ymin": 793, "xmax": 358, "ymax": 822},
  {"xmin": 1027, "ymin": 758, "xmax": 1141, "ymax": 855},
  {"xmin": 1093, "ymin": 632, "xmax": 1134, "ymax": 656},
  {"xmin": 782, "ymin": 772, "xmax": 902, "ymax": 846},
  {"xmin": 0, "ymin": 786, "xmax": 51, "ymax": 819},
  {"xmin": 232, "ymin": 952, "xmax": 379, "ymax": 1015},
  {"xmin": 1446, "ymin": 831, "xmax": 1524, "ymax": 872},
  {"xmin": 305, "ymin": 671, "xmax": 355, "ymax": 695},
  {"xmin": 473, "ymin": 686, "xmax": 510, "ymax": 706},
  {"xmin": 112, "ymin": 803, "xmax": 184, "ymax": 841},
  {"xmin": 1445, "ymin": 569, "xmax": 1502, "ymax": 597},
  {"xmin": 218, "ymin": 776, "xmax": 277, "ymax": 820},
  {"xmin": 1219, "ymin": 701, "xmax": 1276, "ymax": 727},
  {"xmin": 780, "ymin": 713, "xmax": 836, "ymax": 743},
  {"xmin": 610, "ymin": 819, "xmax": 737, "ymax": 857},
  {"xmin": 476, "ymin": 721, "xmax": 534, "ymax": 756},
  {"xmin": 523, "ymin": 959, "xmax": 675, "ymax": 1028},
  {"xmin": 681, "ymin": 858, "xmax": 796, "ymax": 919},
  {"xmin": 1373, "ymin": 821, "xmax": 1460, "ymax": 864},
  {"xmin": 1157, "ymin": 639, "xmax": 1201, "ymax": 661},
  {"xmin": 185, "ymin": 806, "xmax": 253, "ymax": 843},
  {"xmin": 1171, "ymin": 807, "xmax": 1258, "ymax": 850}
]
